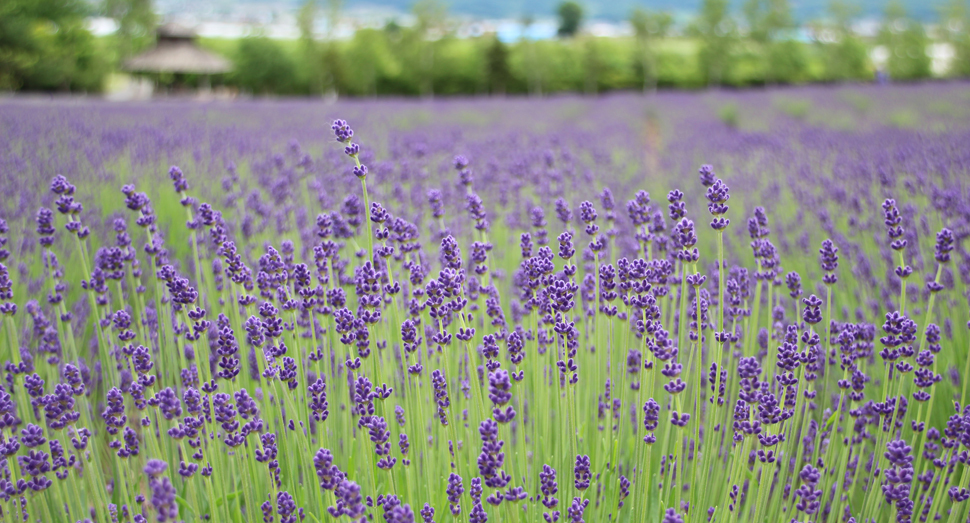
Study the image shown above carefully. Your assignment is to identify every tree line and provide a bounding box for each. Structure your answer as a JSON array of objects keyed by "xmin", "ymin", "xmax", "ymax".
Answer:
[{"xmin": 1, "ymin": 0, "xmax": 969, "ymax": 94}]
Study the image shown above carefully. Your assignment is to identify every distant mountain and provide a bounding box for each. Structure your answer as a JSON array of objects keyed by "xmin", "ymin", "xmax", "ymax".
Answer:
[{"xmin": 350, "ymin": 0, "xmax": 946, "ymax": 23}]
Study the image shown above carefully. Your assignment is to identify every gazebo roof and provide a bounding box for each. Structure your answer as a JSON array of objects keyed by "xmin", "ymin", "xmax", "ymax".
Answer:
[
  {"xmin": 123, "ymin": 24, "xmax": 232, "ymax": 75},
  {"xmin": 156, "ymin": 22, "xmax": 196, "ymax": 40}
]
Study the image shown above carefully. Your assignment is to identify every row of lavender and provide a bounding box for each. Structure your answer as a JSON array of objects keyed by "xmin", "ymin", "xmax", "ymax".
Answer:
[{"xmin": 0, "ymin": 84, "xmax": 969, "ymax": 523}]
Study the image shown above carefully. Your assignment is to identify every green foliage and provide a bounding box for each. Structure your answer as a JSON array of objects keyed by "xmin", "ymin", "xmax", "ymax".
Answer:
[
  {"xmin": 842, "ymin": 90, "xmax": 872, "ymax": 113},
  {"xmin": 940, "ymin": 0, "xmax": 970, "ymax": 77},
  {"xmin": 196, "ymin": 33, "xmax": 841, "ymax": 96},
  {"xmin": 766, "ymin": 39, "xmax": 808, "ymax": 83},
  {"xmin": 231, "ymin": 36, "xmax": 300, "ymax": 94},
  {"xmin": 630, "ymin": 8, "xmax": 674, "ymax": 91},
  {"xmin": 694, "ymin": 0, "xmax": 738, "ymax": 86},
  {"xmin": 169, "ymin": 0, "xmax": 967, "ymax": 98},
  {"xmin": 888, "ymin": 107, "xmax": 919, "ymax": 127},
  {"xmin": 822, "ymin": 38, "xmax": 871, "ymax": 81},
  {"xmin": 7, "ymin": 0, "xmax": 970, "ymax": 95},
  {"xmin": 717, "ymin": 102, "xmax": 740, "ymax": 127},
  {"xmin": 0, "ymin": 0, "xmax": 108, "ymax": 91},
  {"xmin": 742, "ymin": 0, "xmax": 805, "ymax": 84},
  {"xmin": 774, "ymin": 96, "xmax": 812, "ymax": 119},
  {"xmin": 431, "ymin": 36, "xmax": 486, "ymax": 95},
  {"xmin": 411, "ymin": 0, "xmax": 449, "ymax": 96},
  {"xmin": 557, "ymin": 1, "xmax": 584, "ymax": 38},
  {"xmin": 879, "ymin": 1, "xmax": 931, "ymax": 80},
  {"xmin": 485, "ymin": 36, "xmax": 511, "ymax": 94},
  {"xmin": 743, "ymin": 0, "xmax": 794, "ymax": 44},
  {"xmin": 342, "ymin": 29, "xmax": 392, "ymax": 96},
  {"xmin": 297, "ymin": 0, "xmax": 323, "ymax": 93},
  {"xmin": 102, "ymin": 0, "xmax": 155, "ymax": 62},
  {"xmin": 807, "ymin": 1, "xmax": 872, "ymax": 81}
]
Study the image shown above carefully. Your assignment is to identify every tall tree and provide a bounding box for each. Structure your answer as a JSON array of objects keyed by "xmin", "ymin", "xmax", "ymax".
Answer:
[
  {"xmin": 520, "ymin": 13, "xmax": 543, "ymax": 95},
  {"xmin": 878, "ymin": 1, "xmax": 931, "ymax": 80},
  {"xmin": 412, "ymin": 0, "xmax": 448, "ymax": 97},
  {"xmin": 0, "ymin": 0, "xmax": 107, "ymax": 90},
  {"xmin": 630, "ymin": 7, "xmax": 673, "ymax": 93},
  {"xmin": 297, "ymin": 0, "xmax": 322, "ymax": 94},
  {"xmin": 485, "ymin": 36, "xmax": 511, "ymax": 95},
  {"xmin": 557, "ymin": 1, "xmax": 583, "ymax": 37},
  {"xmin": 346, "ymin": 28, "xmax": 398, "ymax": 96},
  {"xmin": 583, "ymin": 37, "xmax": 603, "ymax": 94},
  {"xmin": 233, "ymin": 35, "xmax": 298, "ymax": 94},
  {"xmin": 695, "ymin": 0, "xmax": 737, "ymax": 86},
  {"xmin": 939, "ymin": 0, "xmax": 970, "ymax": 77},
  {"xmin": 743, "ymin": 0, "xmax": 792, "ymax": 44},
  {"xmin": 320, "ymin": 0, "xmax": 343, "ymax": 94},
  {"xmin": 743, "ymin": 0, "xmax": 803, "ymax": 83},
  {"xmin": 810, "ymin": 0, "xmax": 870, "ymax": 81},
  {"xmin": 103, "ymin": 0, "xmax": 156, "ymax": 62}
]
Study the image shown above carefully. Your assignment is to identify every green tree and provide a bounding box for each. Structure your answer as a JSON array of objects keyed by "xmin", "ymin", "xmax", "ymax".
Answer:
[
  {"xmin": 412, "ymin": 0, "xmax": 448, "ymax": 97},
  {"xmin": 743, "ymin": 0, "xmax": 804, "ymax": 83},
  {"xmin": 297, "ymin": 0, "xmax": 321, "ymax": 93},
  {"xmin": 103, "ymin": 0, "xmax": 156, "ymax": 62},
  {"xmin": 765, "ymin": 39, "xmax": 806, "ymax": 83},
  {"xmin": 878, "ymin": 1, "xmax": 931, "ymax": 80},
  {"xmin": 232, "ymin": 36, "xmax": 298, "ymax": 94},
  {"xmin": 583, "ymin": 37, "xmax": 603, "ymax": 93},
  {"xmin": 320, "ymin": 0, "xmax": 343, "ymax": 94},
  {"xmin": 811, "ymin": 0, "xmax": 870, "ymax": 81},
  {"xmin": 344, "ymin": 28, "xmax": 398, "ymax": 95},
  {"xmin": 557, "ymin": 1, "xmax": 583, "ymax": 38},
  {"xmin": 630, "ymin": 7, "xmax": 673, "ymax": 92},
  {"xmin": 520, "ymin": 14, "xmax": 544, "ymax": 95},
  {"xmin": 485, "ymin": 36, "xmax": 511, "ymax": 95},
  {"xmin": 695, "ymin": 0, "xmax": 737, "ymax": 86},
  {"xmin": 743, "ymin": 0, "xmax": 792, "ymax": 44},
  {"xmin": 939, "ymin": 0, "xmax": 970, "ymax": 77},
  {"xmin": 0, "ymin": 0, "xmax": 107, "ymax": 91}
]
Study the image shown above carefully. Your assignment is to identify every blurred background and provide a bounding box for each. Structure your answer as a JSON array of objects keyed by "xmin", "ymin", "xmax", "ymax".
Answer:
[{"xmin": 0, "ymin": 0, "xmax": 968, "ymax": 98}]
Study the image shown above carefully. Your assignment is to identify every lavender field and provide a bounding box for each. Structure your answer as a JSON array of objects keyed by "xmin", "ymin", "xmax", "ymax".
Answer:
[{"xmin": 1, "ymin": 82, "xmax": 969, "ymax": 523}]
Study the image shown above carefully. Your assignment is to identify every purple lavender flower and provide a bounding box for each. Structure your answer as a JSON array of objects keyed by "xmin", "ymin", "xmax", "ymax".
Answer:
[
  {"xmin": 555, "ymin": 198, "xmax": 572, "ymax": 228},
  {"xmin": 469, "ymin": 503, "xmax": 488, "ymax": 523},
  {"xmin": 698, "ymin": 164, "xmax": 716, "ymax": 187},
  {"xmin": 478, "ymin": 419, "xmax": 511, "ymax": 489},
  {"xmin": 704, "ymin": 174, "xmax": 730, "ymax": 230},
  {"xmin": 882, "ymin": 198, "xmax": 907, "ymax": 251},
  {"xmin": 314, "ymin": 448, "xmax": 344, "ymax": 491},
  {"xmin": 487, "ymin": 369, "xmax": 513, "ymax": 409},
  {"xmin": 432, "ymin": 370, "xmax": 451, "ymax": 426},
  {"xmin": 567, "ymin": 497, "xmax": 589, "ymax": 523},
  {"xmin": 328, "ymin": 479, "xmax": 366, "ymax": 519},
  {"xmin": 540, "ymin": 464, "xmax": 559, "ymax": 517},
  {"xmin": 447, "ymin": 473, "xmax": 464, "ymax": 515},
  {"xmin": 882, "ymin": 439, "xmax": 914, "ymax": 521},
  {"xmin": 819, "ymin": 239, "xmax": 839, "ymax": 284},
  {"xmin": 421, "ymin": 504, "xmax": 435, "ymax": 523},
  {"xmin": 277, "ymin": 491, "xmax": 298, "ymax": 523},
  {"xmin": 168, "ymin": 166, "xmax": 188, "ymax": 193},
  {"xmin": 367, "ymin": 416, "xmax": 396, "ymax": 470},
  {"xmin": 145, "ymin": 463, "xmax": 179, "ymax": 523},
  {"xmin": 573, "ymin": 455, "xmax": 591, "ymax": 490},
  {"xmin": 802, "ymin": 295, "xmax": 823, "ymax": 325},
  {"xmin": 661, "ymin": 508, "xmax": 684, "ymax": 523},
  {"xmin": 934, "ymin": 227, "xmax": 954, "ymax": 263}
]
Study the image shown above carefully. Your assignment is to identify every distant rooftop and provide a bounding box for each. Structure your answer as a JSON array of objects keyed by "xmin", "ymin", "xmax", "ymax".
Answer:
[
  {"xmin": 123, "ymin": 23, "xmax": 232, "ymax": 75},
  {"xmin": 156, "ymin": 22, "xmax": 197, "ymax": 40}
]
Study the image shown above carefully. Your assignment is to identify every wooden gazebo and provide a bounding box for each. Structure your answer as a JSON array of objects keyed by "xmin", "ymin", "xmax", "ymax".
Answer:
[{"xmin": 124, "ymin": 23, "xmax": 231, "ymax": 88}]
